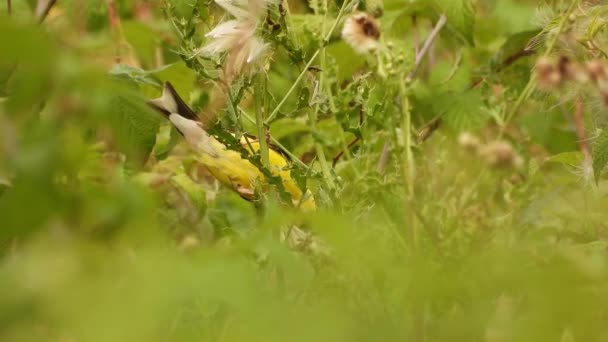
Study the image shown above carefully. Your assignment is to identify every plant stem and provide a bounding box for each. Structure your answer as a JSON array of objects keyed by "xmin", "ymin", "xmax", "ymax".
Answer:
[
  {"xmin": 255, "ymin": 73, "xmax": 270, "ymax": 168},
  {"xmin": 378, "ymin": 13, "xmax": 446, "ymax": 174},
  {"xmin": 265, "ymin": 50, "xmax": 319, "ymax": 124},
  {"xmin": 407, "ymin": 14, "xmax": 447, "ymax": 80},
  {"xmin": 398, "ymin": 75, "xmax": 417, "ymax": 252},
  {"xmin": 310, "ymin": 81, "xmax": 336, "ymax": 191},
  {"xmin": 280, "ymin": 0, "xmax": 300, "ymax": 50},
  {"xmin": 399, "ymin": 80, "xmax": 414, "ymax": 199},
  {"xmin": 239, "ymin": 107, "xmax": 310, "ymax": 169},
  {"xmin": 574, "ymin": 96, "xmax": 593, "ymax": 179},
  {"xmin": 498, "ymin": 0, "xmax": 578, "ymax": 138},
  {"xmin": 265, "ymin": 0, "xmax": 351, "ymax": 124}
]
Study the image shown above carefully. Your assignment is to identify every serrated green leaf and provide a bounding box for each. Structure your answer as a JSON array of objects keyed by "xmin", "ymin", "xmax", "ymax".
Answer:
[
  {"xmin": 108, "ymin": 89, "xmax": 161, "ymax": 167},
  {"xmin": 592, "ymin": 130, "xmax": 608, "ymax": 183},
  {"xmin": 109, "ymin": 62, "xmax": 196, "ymax": 100},
  {"xmin": 154, "ymin": 125, "xmax": 182, "ymax": 161},
  {"xmin": 491, "ymin": 29, "xmax": 540, "ymax": 71},
  {"xmin": 110, "ymin": 64, "xmax": 163, "ymax": 88},
  {"xmin": 434, "ymin": 0, "xmax": 475, "ymax": 46},
  {"xmin": 434, "ymin": 89, "xmax": 488, "ymax": 131}
]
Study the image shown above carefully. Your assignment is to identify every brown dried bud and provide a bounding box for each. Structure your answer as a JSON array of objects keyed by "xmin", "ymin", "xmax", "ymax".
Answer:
[
  {"xmin": 342, "ymin": 12, "xmax": 381, "ymax": 54},
  {"xmin": 558, "ymin": 55, "xmax": 587, "ymax": 83},
  {"xmin": 535, "ymin": 57, "xmax": 561, "ymax": 89},
  {"xmin": 586, "ymin": 59, "xmax": 608, "ymax": 83},
  {"xmin": 458, "ymin": 132, "xmax": 481, "ymax": 152},
  {"xmin": 479, "ymin": 141, "xmax": 523, "ymax": 169}
]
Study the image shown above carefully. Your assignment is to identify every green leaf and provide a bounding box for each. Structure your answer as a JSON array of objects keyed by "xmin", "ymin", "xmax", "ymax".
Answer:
[
  {"xmin": 270, "ymin": 118, "xmax": 310, "ymax": 140},
  {"xmin": 154, "ymin": 125, "xmax": 182, "ymax": 160},
  {"xmin": 0, "ymin": 183, "xmax": 8, "ymax": 197},
  {"xmin": 592, "ymin": 130, "xmax": 608, "ymax": 183},
  {"xmin": 109, "ymin": 62, "xmax": 196, "ymax": 99},
  {"xmin": 122, "ymin": 20, "xmax": 161, "ymax": 67},
  {"xmin": 545, "ymin": 152, "xmax": 584, "ymax": 168},
  {"xmin": 491, "ymin": 29, "xmax": 541, "ymax": 72},
  {"xmin": 170, "ymin": 173, "xmax": 206, "ymax": 213},
  {"xmin": 434, "ymin": 89, "xmax": 488, "ymax": 131},
  {"xmin": 434, "ymin": 0, "xmax": 475, "ymax": 46},
  {"xmin": 110, "ymin": 64, "xmax": 162, "ymax": 88},
  {"xmin": 108, "ymin": 88, "xmax": 161, "ymax": 167},
  {"xmin": 150, "ymin": 62, "xmax": 197, "ymax": 99}
]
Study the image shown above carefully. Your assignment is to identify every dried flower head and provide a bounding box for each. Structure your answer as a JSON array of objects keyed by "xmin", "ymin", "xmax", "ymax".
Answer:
[
  {"xmin": 535, "ymin": 56, "xmax": 608, "ymax": 106},
  {"xmin": 197, "ymin": 0, "xmax": 276, "ymax": 81},
  {"xmin": 535, "ymin": 57, "xmax": 562, "ymax": 89},
  {"xmin": 458, "ymin": 132, "xmax": 481, "ymax": 152},
  {"xmin": 586, "ymin": 59, "xmax": 608, "ymax": 83},
  {"xmin": 586, "ymin": 60, "xmax": 608, "ymax": 104},
  {"xmin": 342, "ymin": 12, "xmax": 381, "ymax": 54},
  {"xmin": 557, "ymin": 55, "xmax": 587, "ymax": 83},
  {"xmin": 535, "ymin": 56, "xmax": 588, "ymax": 89},
  {"xmin": 479, "ymin": 141, "xmax": 523, "ymax": 169},
  {"xmin": 215, "ymin": 0, "xmax": 275, "ymax": 20},
  {"xmin": 199, "ymin": 19, "xmax": 268, "ymax": 78}
]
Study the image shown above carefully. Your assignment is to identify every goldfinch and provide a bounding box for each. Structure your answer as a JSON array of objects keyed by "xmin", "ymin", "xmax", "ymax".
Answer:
[{"xmin": 149, "ymin": 82, "xmax": 316, "ymax": 211}]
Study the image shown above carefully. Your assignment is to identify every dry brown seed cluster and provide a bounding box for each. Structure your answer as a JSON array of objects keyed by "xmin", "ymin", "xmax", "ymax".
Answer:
[
  {"xmin": 458, "ymin": 132, "xmax": 523, "ymax": 170},
  {"xmin": 535, "ymin": 56, "xmax": 608, "ymax": 104},
  {"xmin": 342, "ymin": 12, "xmax": 381, "ymax": 54}
]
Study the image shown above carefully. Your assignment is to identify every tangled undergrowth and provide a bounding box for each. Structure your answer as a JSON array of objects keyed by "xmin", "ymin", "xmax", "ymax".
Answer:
[{"xmin": 3, "ymin": 0, "xmax": 608, "ymax": 341}]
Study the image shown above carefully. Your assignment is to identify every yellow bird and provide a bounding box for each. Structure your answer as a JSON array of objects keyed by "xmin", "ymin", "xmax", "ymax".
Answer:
[{"xmin": 149, "ymin": 82, "xmax": 316, "ymax": 211}]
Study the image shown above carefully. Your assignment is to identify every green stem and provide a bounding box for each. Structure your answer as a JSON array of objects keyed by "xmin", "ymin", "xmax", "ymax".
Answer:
[
  {"xmin": 265, "ymin": 0, "xmax": 351, "ymax": 124},
  {"xmin": 498, "ymin": 0, "xmax": 578, "ymax": 138},
  {"xmin": 398, "ymin": 79, "xmax": 414, "ymax": 198},
  {"xmin": 310, "ymin": 104, "xmax": 336, "ymax": 190},
  {"xmin": 239, "ymin": 107, "xmax": 310, "ymax": 169},
  {"xmin": 311, "ymin": 80, "xmax": 336, "ymax": 190},
  {"xmin": 255, "ymin": 74, "xmax": 270, "ymax": 168},
  {"xmin": 281, "ymin": 0, "xmax": 300, "ymax": 50},
  {"xmin": 399, "ymin": 75, "xmax": 416, "ymax": 251}
]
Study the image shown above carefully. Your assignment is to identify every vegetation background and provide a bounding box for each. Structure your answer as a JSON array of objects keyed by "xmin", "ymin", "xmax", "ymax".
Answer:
[{"xmin": 2, "ymin": 0, "xmax": 608, "ymax": 341}]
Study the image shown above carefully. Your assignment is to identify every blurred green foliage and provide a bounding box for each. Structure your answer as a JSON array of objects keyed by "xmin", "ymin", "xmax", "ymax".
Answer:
[{"xmin": 2, "ymin": 0, "xmax": 608, "ymax": 341}]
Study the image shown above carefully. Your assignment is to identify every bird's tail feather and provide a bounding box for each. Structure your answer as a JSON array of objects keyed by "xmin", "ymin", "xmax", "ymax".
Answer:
[{"xmin": 148, "ymin": 82, "xmax": 200, "ymax": 122}]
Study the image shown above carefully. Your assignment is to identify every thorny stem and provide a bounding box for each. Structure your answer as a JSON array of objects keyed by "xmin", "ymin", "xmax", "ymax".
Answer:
[
  {"xmin": 255, "ymin": 73, "xmax": 270, "ymax": 168},
  {"xmin": 308, "ymin": 0, "xmax": 337, "ymax": 191},
  {"xmin": 499, "ymin": 0, "xmax": 578, "ymax": 138},
  {"xmin": 280, "ymin": 0, "xmax": 300, "ymax": 51},
  {"xmin": 265, "ymin": 0, "xmax": 352, "ymax": 124},
  {"xmin": 265, "ymin": 49, "xmax": 320, "ymax": 124},
  {"xmin": 239, "ymin": 108, "xmax": 310, "ymax": 169},
  {"xmin": 378, "ymin": 13, "xmax": 446, "ymax": 174},
  {"xmin": 311, "ymin": 80, "xmax": 336, "ymax": 191}
]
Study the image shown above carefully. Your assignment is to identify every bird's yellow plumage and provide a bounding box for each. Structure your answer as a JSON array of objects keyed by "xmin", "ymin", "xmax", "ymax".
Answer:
[{"xmin": 149, "ymin": 82, "xmax": 315, "ymax": 211}]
